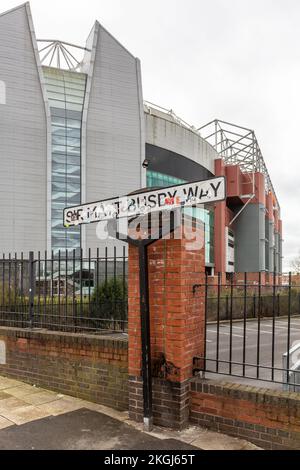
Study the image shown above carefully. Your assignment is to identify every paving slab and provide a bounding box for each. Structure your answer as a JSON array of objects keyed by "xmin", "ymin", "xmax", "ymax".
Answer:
[
  {"xmin": 0, "ymin": 375, "xmax": 260, "ymax": 450},
  {"xmin": 0, "ymin": 416, "xmax": 14, "ymax": 430},
  {"xmin": 0, "ymin": 397, "xmax": 29, "ymax": 412},
  {"xmin": 0, "ymin": 404, "xmax": 51, "ymax": 426},
  {"xmin": 36, "ymin": 398, "xmax": 86, "ymax": 416},
  {"xmin": 0, "ymin": 392, "xmax": 11, "ymax": 400},
  {"xmin": 21, "ymin": 391, "xmax": 61, "ymax": 406},
  {"xmin": 0, "ymin": 377, "xmax": 23, "ymax": 390},
  {"xmin": 1, "ymin": 385, "xmax": 42, "ymax": 399}
]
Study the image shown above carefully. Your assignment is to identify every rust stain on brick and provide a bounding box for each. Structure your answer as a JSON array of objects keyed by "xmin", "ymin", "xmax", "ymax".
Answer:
[{"xmin": 152, "ymin": 353, "xmax": 180, "ymax": 379}]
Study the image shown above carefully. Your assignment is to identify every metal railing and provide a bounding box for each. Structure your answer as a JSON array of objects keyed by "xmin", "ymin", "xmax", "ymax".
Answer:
[
  {"xmin": 0, "ymin": 248, "xmax": 128, "ymax": 335},
  {"xmin": 193, "ymin": 272, "xmax": 300, "ymax": 390},
  {"xmin": 283, "ymin": 343, "xmax": 300, "ymax": 392}
]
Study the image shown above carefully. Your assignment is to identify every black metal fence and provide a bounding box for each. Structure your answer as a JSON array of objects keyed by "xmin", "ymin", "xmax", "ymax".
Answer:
[
  {"xmin": 193, "ymin": 272, "xmax": 300, "ymax": 391},
  {"xmin": 2, "ymin": 250, "xmax": 300, "ymax": 390},
  {"xmin": 0, "ymin": 248, "xmax": 128, "ymax": 334}
]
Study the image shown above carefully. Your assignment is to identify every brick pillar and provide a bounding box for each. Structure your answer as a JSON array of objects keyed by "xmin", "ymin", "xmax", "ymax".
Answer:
[{"xmin": 128, "ymin": 220, "xmax": 205, "ymax": 430}]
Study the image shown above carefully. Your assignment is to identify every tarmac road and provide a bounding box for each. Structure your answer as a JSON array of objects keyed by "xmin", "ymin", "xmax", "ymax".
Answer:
[
  {"xmin": 205, "ymin": 315, "xmax": 300, "ymax": 389},
  {"xmin": 0, "ymin": 408, "xmax": 199, "ymax": 450}
]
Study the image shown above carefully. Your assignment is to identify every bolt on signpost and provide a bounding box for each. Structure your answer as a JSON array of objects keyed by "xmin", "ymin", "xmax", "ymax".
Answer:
[{"xmin": 64, "ymin": 176, "xmax": 226, "ymax": 431}]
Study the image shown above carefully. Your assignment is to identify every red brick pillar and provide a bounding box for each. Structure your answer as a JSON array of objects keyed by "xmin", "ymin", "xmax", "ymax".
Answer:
[{"xmin": 128, "ymin": 221, "xmax": 205, "ymax": 430}]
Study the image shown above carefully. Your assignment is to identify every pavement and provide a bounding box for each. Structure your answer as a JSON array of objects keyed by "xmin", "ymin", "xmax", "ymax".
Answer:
[
  {"xmin": 206, "ymin": 315, "xmax": 300, "ymax": 388},
  {"xmin": 0, "ymin": 375, "xmax": 259, "ymax": 450}
]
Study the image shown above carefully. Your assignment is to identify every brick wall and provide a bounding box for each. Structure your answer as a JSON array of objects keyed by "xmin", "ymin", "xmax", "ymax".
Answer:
[
  {"xmin": 0, "ymin": 327, "xmax": 128, "ymax": 411},
  {"xmin": 128, "ymin": 221, "xmax": 205, "ymax": 429},
  {"xmin": 190, "ymin": 379, "xmax": 300, "ymax": 450}
]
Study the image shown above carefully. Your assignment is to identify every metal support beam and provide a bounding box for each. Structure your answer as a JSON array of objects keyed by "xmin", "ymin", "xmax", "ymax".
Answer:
[{"xmin": 138, "ymin": 243, "xmax": 153, "ymax": 431}]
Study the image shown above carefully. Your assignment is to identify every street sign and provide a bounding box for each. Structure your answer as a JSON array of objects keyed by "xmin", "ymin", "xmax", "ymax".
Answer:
[
  {"xmin": 63, "ymin": 175, "xmax": 226, "ymax": 432},
  {"xmin": 64, "ymin": 176, "xmax": 226, "ymax": 227}
]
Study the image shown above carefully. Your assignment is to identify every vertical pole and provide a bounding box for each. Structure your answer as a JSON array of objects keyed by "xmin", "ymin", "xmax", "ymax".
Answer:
[
  {"xmin": 286, "ymin": 272, "xmax": 292, "ymax": 385},
  {"xmin": 256, "ymin": 271, "xmax": 261, "ymax": 379},
  {"xmin": 216, "ymin": 272, "xmax": 221, "ymax": 373},
  {"xmin": 43, "ymin": 251, "xmax": 47, "ymax": 329},
  {"xmin": 242, "ymin": 272, "xmax": 247, "ymax": 377},
  {"xmin": 73, "ymin": 249, "xmax": 76, "ymax": 332},
  {"xmin": 225, "ymin": 295, "xmax": 229, "ymax": 321},
  {"xmin": 14, "ymin": 253, "xmax": 17, "ymax": 324},
  {"xmin": 203, "ymin": 271, "xmax": 208, "ymax": 373},
  {"xmin": 138, "ymin": 242, "xmax": 153, "ymax": 431},
  {"xmin": 28, "ymin": 251, "xmax": 35, "ymax": 328},
  {"xmin": 271, "ymin": 271, "xmax": 276, "ymax": 381},
  {"xmin": 122, "ymin": 245, "xmax": 126, "ymax": 332},
  {"xmin": 229, "ymin": 273, "xmax": 233, "ymax": 375}
]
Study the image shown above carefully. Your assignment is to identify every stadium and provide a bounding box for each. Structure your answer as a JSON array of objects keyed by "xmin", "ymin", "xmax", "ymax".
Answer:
[{"xmin": 0, "ymin": 2, "xmax": 283, "ymax": 280}]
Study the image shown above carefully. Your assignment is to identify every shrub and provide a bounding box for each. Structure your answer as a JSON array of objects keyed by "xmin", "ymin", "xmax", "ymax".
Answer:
[
  {"xmin": 0, "ymin": 284, "xmax": 24, "ymax": 308},
  {"xmin": 90, "ymin": 277, "xmax": 127, "ymax": 321}
]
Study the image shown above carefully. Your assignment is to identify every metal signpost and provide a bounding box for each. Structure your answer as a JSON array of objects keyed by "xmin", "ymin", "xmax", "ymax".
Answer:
[
  {"xmin": 64, "ymin": 177, "xmax": 226, "ymax": 227},
  {"xmin": 64, "ymin": 176, "xmax": 226, "ymax": 430}
]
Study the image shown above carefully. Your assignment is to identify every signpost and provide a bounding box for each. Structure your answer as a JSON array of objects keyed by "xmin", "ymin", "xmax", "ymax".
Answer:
[
  {"xmin": 64, "ymin": 176, "xmax": 226, "ymax": 430},
  {"xmin": 64, "ymin": 176, "xmax": 226, "ymax": 227}
]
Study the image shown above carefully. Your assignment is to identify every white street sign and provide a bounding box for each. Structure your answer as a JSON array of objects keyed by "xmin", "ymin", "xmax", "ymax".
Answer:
[{"xmin": 64, "ymin": 176, "xmax": 226, "ymax": 227}]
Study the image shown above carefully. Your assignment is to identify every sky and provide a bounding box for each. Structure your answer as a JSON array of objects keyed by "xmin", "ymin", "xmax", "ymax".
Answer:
[{"xmin": 2, "ymin": 0, "xmax": 300, "ymax": 270}]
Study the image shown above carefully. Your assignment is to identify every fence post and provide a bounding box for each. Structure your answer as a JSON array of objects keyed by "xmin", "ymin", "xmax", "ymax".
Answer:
[
  {"xmin": 225, "ymin": 295, "xmax": 229, "ymax": 320},
  {"xmin": 28, "ymin": 251, "xmax": 35, "ymax": 328},
  {"xmin": 73, "ymin": 298, "xmax": 77, "ymax": 332}
]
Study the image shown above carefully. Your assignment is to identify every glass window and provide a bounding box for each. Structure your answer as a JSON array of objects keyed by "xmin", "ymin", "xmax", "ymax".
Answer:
[
  {"xmin": 47, "ymin": 91, "xmax": 66, "ymax": 101},
  {"xmin": 50, "ymin": 108, "xmax": 67, "ymax": 118},
  {"xmin": 52, "ymin": 201, "xmax": 68, "ymax": 210},
  {"xmin": 146, "ymin": 170, "xmax": 214, "ymax": 265},
  {"xmin": 52, "ymin": 126, "xmax": 67, "ymax": 137},
  {"xmin": 66, "ymin": 146, "xmax": 81, "ymax": 156},
  {"xmin": 52, "ymin": 181, "xmax": 80, "ymax": 192},
  {"xmin": 64, "ymin": 86, "xmax": 86, "ymax": 97},
  {"xmin": 51, "ymin": 116, "xmax": 66, "ymax": 126},
  {"xmin": 44, "ymin": 66, "xmax": 86, "ymax": 253},
  {"xmin": 52, "ymin": 209, "xmax": 64, "ymax": 220},
  {"xmin": 65, "ymin": 94, "xmax": 86, "ymax": 104},
  {"xmin": 52, "ymin": 144, "xmax": 67, "ymax": 153},
  {"xmin": 66, "ymin": 118, "xmax": 81, "ymax": 129},
  {"xmin": 52, "ymin": 135, "xmax": 66, "ymax": 145},
  {"xmin": 52, "ymin": 163, "xmax": 66, "ymax": 175},
  {"xmin": 66, "ymin": 137, "xmax": 81, "ymax": 147},
  {"xmin": 67, "ymin": 128, "xmax": 81, "ymax": 138},
  {"xmin": 49, "ymin": 99, "xmax": 66, "ymax": 109},
  {"xmin": 65, "ymin": 102, "xmax": 84, "ymax": 112}
]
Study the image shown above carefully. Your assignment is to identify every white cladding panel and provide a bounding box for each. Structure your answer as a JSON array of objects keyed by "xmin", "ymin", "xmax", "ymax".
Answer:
[
  {"xmin": 84, "ymin": 25, "xmax": 144, "ymax": 254},
  {"xmin": 0, "ymin": 5, "xmax": 47, "ymax": 254},
  {"xmin": 145, "ymin": 111, "xmax": 217, "ymax": 174}
]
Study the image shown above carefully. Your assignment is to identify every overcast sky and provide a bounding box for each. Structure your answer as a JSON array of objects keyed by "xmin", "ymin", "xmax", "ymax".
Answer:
[{"xmin": 2, "ymin": 0, "xmax": 300, "ymax": 269}]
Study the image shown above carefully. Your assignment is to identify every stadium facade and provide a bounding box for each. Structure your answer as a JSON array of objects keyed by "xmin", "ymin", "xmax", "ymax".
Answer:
[{"xmin": 0, "ymin": 3, "xmax": 283, "ymax": 278}]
